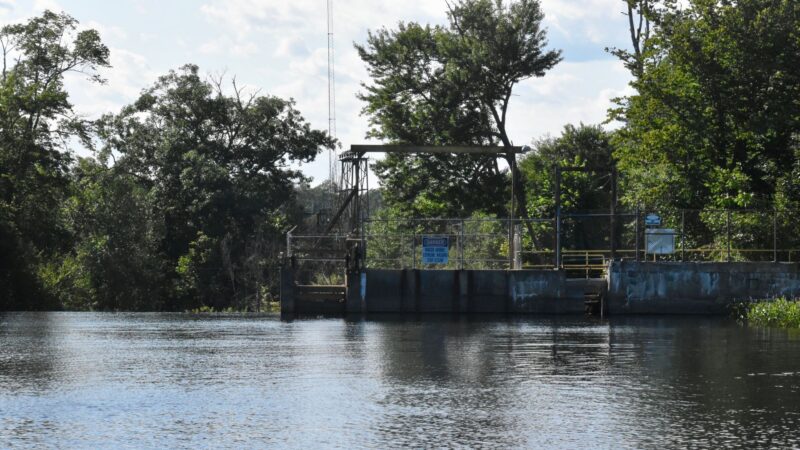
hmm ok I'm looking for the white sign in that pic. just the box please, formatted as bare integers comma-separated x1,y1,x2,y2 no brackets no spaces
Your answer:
646,228,676,255
645,213,662,226
422,236,449,265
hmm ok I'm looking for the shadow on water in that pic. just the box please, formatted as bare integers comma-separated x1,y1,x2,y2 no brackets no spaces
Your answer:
0,312,64,391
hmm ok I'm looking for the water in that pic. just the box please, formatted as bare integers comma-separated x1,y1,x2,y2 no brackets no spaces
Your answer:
1,313,799,449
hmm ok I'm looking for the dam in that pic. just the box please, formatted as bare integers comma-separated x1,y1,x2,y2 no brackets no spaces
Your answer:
281,262,800,316
282,144,800,316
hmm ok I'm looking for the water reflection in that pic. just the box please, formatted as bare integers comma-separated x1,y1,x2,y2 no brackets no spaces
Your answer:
1,313,799,448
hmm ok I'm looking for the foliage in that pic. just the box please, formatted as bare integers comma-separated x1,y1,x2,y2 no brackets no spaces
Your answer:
56,158,165,311
518,124,616,251
364,208,507,269
357,0,561,218
609,0,800,254
742,298,800,329
95,65,334,310
611,0,800,212
0,11,109,309
0,11,333,311
521,124,616,216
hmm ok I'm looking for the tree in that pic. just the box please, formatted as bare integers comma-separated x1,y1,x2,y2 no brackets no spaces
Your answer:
356,0,561,219
610,0,800,253
41,158,166,311
0,11,109,309
97,65,334,310
606,0,658,79
519,124,617,252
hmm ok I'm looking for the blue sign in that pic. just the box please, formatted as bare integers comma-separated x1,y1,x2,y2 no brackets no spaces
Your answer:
422,236,449,265
645,213,662,226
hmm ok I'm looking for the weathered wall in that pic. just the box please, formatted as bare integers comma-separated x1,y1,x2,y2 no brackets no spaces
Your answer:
346,269,590,314
607,261,800,314
286,262,800,316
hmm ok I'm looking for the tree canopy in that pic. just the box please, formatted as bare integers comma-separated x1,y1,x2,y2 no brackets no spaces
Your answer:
0,11,109,309
93,65,334,310
0,11,334,311
357,0,561,218
611,0,800,212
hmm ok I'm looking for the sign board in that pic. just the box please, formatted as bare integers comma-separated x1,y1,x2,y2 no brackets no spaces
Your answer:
645,213,662,226
646,228,675,255
422,236,449,265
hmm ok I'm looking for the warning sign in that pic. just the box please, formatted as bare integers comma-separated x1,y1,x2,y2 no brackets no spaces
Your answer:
422,236,449,265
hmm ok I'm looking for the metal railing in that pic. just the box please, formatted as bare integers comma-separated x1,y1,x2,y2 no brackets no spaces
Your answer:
285,229,351,285
359,209,800,273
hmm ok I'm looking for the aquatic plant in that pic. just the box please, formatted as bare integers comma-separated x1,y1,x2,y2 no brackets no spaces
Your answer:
743,298,800,329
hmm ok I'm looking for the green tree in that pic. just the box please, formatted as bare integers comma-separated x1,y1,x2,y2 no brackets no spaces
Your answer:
97,65,334,310
0,11,109,309
611,0,800,211
42,158,165,311
610,0,800,255
519,124,616,252
356,0,561,218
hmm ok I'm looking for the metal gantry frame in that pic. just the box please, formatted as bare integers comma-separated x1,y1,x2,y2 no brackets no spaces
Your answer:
335,150,370,235
322,144,525,262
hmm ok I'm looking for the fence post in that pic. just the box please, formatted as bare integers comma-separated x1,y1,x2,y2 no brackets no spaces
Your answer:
412,229,417,270
610,167,617,261
773,209,778,263
681,210,686,262
514,223,522,270
460,219,465,270
361,219,367,269
555,166,562,269
726,210,732,262
635,205,641,262
507,218,514,270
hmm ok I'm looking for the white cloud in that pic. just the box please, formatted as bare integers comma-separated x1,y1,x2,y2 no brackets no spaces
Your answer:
32,0,59,12
84,20,127,41
198,35,258,57
506,59,633,145
275,36,310,58
65,47,156,119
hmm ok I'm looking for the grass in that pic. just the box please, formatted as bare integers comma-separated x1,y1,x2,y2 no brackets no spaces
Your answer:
740,298,800,329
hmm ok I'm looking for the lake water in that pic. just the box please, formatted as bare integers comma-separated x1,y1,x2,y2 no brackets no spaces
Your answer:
1,313,799,449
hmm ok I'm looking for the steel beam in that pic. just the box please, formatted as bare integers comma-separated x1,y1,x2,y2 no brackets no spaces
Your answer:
350,145,524,155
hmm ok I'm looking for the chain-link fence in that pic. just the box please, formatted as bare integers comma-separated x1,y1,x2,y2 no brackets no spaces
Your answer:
357,209,800,276
363,218,520,270
285,229,349,285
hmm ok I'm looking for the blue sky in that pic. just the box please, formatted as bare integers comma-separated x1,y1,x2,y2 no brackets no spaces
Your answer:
1,0,634,184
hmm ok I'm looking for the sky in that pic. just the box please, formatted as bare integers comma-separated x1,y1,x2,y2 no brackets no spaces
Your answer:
0,0,634,185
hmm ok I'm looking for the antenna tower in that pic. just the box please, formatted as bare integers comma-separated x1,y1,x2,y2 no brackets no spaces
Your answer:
327,0,337,192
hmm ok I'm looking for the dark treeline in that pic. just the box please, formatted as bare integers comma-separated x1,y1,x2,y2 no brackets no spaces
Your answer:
0,11,333,311
2,0,800,311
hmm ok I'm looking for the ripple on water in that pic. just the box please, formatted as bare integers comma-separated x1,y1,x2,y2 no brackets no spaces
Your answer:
1,313,799,448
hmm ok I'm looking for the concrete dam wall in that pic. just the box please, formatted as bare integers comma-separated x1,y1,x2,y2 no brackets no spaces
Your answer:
346,269,596,315
607,261,800,314
282,262,800,315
